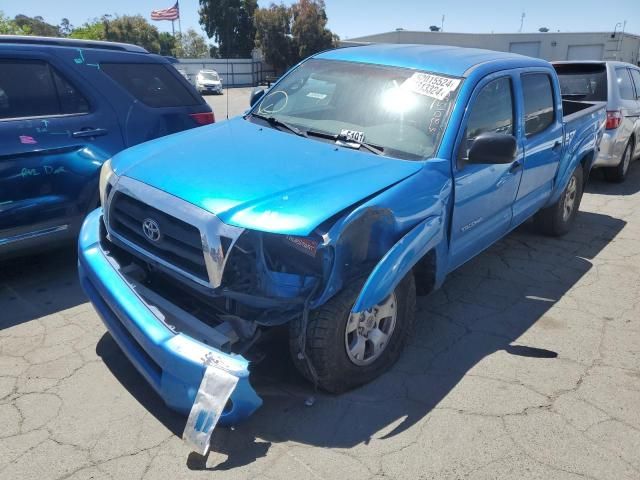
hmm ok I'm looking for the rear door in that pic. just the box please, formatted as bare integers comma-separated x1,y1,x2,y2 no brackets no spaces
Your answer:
449,72,523,269
53,48,212,148
0,50,124,243
512,71,564,225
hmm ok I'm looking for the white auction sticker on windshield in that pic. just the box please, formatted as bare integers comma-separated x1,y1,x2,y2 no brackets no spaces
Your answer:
340,129,365,143
402,73,461,100
306,92,327,99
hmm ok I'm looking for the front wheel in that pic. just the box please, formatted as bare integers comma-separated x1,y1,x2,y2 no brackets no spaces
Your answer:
534,165,583,236
289,273,416,393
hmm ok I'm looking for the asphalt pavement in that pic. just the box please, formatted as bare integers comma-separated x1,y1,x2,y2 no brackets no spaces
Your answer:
1,98,640,478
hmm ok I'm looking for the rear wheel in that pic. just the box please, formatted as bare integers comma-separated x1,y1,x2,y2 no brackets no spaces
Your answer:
289,273,416,393
534,165,583,236
604,140,633,183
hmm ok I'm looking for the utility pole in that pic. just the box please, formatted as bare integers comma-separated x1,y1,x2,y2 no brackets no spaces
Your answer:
519,11,526,33
441,15,445,32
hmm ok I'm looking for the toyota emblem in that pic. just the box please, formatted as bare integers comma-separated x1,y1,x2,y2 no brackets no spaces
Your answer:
142,218,161,242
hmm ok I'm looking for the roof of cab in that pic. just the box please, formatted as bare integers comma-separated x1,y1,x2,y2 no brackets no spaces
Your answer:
0,35,148,54
315,43,550,77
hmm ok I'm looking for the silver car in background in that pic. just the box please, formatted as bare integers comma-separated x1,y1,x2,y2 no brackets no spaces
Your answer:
553,61,640,182
195,69,223,95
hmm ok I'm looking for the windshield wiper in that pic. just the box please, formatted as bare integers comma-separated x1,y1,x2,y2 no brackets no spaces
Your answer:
249,113,307,138
306,129,385,156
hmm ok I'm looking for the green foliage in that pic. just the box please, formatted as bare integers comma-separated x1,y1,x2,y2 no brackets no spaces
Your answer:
59,18,73,37
103,15,161,53
14,14,60,36
0,11,27,35
175,28,210,58
254,0,337,73
69,19,105,40
290,0,336,61
199,0,257,58
254,4,294,74
159,32,177,56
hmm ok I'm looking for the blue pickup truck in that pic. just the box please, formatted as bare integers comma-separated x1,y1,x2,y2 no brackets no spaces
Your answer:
79,44,605,424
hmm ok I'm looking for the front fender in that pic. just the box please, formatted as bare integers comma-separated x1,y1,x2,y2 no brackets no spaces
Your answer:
351,214,444,313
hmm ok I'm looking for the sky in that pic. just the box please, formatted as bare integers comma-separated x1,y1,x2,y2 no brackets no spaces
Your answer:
2,0,638,41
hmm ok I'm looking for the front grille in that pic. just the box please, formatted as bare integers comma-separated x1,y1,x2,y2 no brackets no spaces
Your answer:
108,192,208,281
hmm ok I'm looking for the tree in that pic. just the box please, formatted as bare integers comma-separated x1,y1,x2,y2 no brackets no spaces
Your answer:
69,19,105,40
176,29,210,58
0,11,27,34
199,0,257,58
538,27,549,32
254,3,295,74
290,0,336,61
14,14,60,36
59,18,73,37
159,32,177,56
209,45,220,58
103,15,161,53
429,25,440,32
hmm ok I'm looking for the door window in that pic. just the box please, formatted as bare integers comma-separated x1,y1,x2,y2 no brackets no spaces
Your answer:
458,77,514,163
615,68,635,100
522,73,555,136
101,63,200,107
0,60,89,120
628,69,640,99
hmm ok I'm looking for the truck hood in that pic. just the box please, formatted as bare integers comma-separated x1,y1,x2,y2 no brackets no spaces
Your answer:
113,117,423,236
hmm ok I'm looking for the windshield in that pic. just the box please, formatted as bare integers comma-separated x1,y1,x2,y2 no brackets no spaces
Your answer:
554,64,607,101
200,72,219,81
251,59,462,160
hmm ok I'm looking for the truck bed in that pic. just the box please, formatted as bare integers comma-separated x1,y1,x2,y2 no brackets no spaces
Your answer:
562,99,606,123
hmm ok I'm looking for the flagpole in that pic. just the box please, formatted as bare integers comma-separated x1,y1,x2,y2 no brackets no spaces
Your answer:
177,0,182,36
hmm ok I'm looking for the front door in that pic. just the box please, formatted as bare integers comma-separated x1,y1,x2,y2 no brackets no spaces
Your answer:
449,73,523,270
0,53,123,246
512,71,563,225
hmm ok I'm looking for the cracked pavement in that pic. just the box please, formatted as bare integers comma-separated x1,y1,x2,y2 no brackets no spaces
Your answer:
1,166,640,480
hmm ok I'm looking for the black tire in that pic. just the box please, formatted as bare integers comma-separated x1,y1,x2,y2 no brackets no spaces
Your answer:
604,140,633,183
289,273,416,393
534,165,584,236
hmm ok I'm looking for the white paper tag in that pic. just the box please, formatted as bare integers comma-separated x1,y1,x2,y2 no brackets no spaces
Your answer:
306,92,327,99
339,129,365,143
182,366,239,455
402,73,461,100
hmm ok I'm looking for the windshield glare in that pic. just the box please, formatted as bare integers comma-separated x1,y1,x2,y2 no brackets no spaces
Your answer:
252,59,461,160
199,72,219,81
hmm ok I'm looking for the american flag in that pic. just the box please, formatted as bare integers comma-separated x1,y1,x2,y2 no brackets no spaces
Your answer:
151,2,180,21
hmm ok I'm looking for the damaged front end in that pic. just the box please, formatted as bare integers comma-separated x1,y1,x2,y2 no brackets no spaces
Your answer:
81,176,339,426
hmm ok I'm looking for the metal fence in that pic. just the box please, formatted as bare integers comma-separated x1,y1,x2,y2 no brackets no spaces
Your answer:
176,58,275,87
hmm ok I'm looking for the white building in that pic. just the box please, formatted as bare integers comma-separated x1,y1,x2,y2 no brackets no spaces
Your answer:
342,30,640,65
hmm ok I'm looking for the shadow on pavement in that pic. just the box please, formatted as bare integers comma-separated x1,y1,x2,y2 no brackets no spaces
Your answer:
0,246,87,331
586,161,640,196
95,207,626,470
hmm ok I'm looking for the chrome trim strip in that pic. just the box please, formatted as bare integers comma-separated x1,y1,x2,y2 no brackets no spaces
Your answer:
0,224,69,246
105,176,244,288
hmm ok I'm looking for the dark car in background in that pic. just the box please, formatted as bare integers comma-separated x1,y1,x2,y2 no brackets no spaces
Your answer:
0,36,214,258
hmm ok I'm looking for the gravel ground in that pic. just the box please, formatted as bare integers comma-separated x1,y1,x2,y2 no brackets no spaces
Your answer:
1,157,640,478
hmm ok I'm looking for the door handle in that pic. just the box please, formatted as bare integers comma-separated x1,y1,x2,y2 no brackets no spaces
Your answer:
72,128,108,138
552,140,562,151
509,160,522,174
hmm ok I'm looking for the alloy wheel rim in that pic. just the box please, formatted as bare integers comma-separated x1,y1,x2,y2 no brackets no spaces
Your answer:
345,293,397,366
563,175,577,222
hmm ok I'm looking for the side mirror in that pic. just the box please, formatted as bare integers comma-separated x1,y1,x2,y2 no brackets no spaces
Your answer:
250,87,266,107
468,133,517,164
